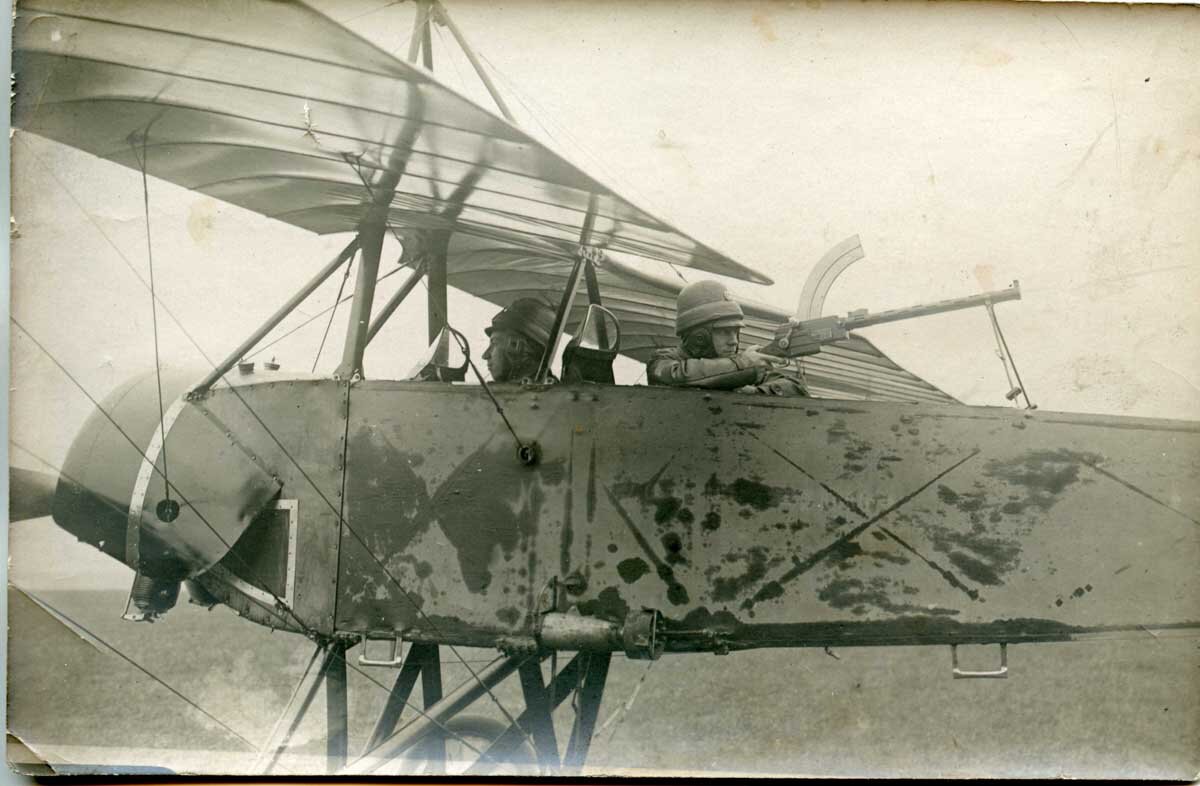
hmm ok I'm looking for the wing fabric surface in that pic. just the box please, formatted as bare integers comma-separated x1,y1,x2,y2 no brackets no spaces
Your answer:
14,0,954,402
445,237,959,404
13,0,770,284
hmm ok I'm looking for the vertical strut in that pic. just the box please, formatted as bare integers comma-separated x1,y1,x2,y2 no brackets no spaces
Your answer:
534,195,600,383
432,1,516,123
335,213,386,379
563,652,611,770
417,643,445,771
325,640,349,772
427,233,449,346
344,653,530,775
420,2,434,70
407,1,429,64
518,661,560,770
365,644,425,753
466,653,584,776
256,641,345,774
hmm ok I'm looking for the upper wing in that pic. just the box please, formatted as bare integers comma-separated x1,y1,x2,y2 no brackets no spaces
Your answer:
13,0,771,284
445,236,959,404
14,0,955,401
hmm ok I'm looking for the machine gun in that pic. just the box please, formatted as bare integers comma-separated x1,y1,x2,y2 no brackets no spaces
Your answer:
762,280,1022,358
760,279,1032,407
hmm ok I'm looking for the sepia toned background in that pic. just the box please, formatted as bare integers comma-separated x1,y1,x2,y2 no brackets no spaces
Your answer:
7,0,1200,778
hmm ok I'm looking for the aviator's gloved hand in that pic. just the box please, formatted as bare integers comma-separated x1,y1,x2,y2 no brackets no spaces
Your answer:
735,349,809,397
646,346,808,396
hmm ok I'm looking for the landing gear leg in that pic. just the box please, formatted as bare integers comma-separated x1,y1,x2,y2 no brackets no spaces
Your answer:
325,639,349,773
263,642,616,775
343,650,530,774
416,643,445,772
564,652,611,771
467,651,612,775
255,638,349,775
518,659,560,769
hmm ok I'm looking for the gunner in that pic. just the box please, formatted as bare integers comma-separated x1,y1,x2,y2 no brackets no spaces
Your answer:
646,280,807,396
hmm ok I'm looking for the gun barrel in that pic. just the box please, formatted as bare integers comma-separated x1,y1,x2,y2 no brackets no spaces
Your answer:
842,280,1021,330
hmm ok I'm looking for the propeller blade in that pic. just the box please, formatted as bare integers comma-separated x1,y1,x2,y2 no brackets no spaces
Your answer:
9,467,58,522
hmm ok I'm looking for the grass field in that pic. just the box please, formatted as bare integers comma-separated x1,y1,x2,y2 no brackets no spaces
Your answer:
8,518,1199,778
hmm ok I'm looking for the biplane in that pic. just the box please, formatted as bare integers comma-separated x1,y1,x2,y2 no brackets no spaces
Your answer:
9,0,1200,776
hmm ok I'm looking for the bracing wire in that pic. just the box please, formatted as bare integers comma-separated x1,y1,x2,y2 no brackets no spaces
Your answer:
34,212,535,755
336,0,404,26
313,249,358,372
6,329,320,641
8,436,494,763
432,22,471,96
15,592,433,780
19,136,217,369
340,153,528,464
332,156,540,751
474,49,692,286
248,262,410,360
12,585,264,753
24,76,527,762
21,46,532,766
130,134,173,506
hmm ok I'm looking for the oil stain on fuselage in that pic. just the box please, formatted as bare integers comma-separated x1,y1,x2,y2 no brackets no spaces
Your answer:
429,435,565,594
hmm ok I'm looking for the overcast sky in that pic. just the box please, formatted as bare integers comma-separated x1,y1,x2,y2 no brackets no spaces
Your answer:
10,0,1200,473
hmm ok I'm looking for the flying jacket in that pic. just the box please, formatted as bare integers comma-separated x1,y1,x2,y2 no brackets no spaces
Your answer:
646,347,808,396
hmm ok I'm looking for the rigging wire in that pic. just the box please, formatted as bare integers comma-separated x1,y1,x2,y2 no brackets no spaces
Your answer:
336,0,404,26
8,436,494,762
34,128,534,753
432,22,471,98
24,132,533,760
390,30,415,58
248,262,409,360
333,156,540,753
17,431,1198,663
18,136,218,368
312,249,358,372
474,49,692,287
8,321,497,762
6,444,295,638
32,66,538,766
205,352,540,756
207,257,536,757
11,584,265,756
129,134,173,508
5,330,322,642
273,384,540,750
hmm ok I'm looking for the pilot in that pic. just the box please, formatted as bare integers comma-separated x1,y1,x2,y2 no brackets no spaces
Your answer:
483,297,558,383
647,280,808,396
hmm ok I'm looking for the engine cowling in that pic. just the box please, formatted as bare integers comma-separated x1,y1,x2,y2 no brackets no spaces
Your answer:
52,369,282,583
